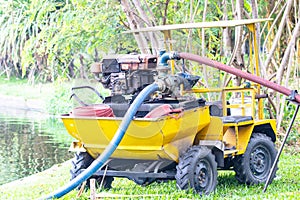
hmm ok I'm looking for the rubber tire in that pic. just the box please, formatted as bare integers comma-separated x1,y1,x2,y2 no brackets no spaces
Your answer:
70,152,113,189
234,133,278,185
175,146,218,195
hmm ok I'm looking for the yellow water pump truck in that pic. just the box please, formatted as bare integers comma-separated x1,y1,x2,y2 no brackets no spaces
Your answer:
61,48,278,195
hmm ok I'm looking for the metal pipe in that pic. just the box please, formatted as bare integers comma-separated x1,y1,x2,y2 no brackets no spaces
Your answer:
178,52,300,103
41,83,160,199
158,52,172,67
158,52,180,67
263,103,300,192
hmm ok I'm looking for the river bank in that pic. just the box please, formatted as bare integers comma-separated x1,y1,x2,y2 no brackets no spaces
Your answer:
0,78,51,115
0,94,48,121
0,94,45,112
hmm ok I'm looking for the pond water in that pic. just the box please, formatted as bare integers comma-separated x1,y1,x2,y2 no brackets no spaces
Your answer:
0,108,73,185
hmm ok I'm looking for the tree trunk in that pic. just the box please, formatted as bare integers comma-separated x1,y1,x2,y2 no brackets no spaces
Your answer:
79,54,87,79
233,0,244,87
201,0,208,57
68,59,75,79
120,0,150,54
275,18,300,130
276,5,300,130
222,0,232,58
276,50,295,130
162,0,170,25
262,0,285,53
94,48,99,62
185,0,201,53
264,0,293,72
131,0,160,54
275,19,300,86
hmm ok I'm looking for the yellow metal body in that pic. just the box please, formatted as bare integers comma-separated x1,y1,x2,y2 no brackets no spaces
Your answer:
62,106,211,162
222,119,276,157
62,92,276,162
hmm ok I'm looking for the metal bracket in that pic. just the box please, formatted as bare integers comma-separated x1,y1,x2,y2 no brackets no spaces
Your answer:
287,90,298,102
68,141,86,152
90,169,175,180
199,140,224,151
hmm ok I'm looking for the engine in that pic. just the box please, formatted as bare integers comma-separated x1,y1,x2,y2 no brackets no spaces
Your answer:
92,54,158,96
88,53,202,117
90,53,201,109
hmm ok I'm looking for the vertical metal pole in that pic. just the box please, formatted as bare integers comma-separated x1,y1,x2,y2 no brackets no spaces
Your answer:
263,103,300,192
163,30,175,74
247,23,263,119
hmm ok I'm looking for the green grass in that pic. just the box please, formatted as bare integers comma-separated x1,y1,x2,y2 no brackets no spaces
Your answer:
0,151,299,200
0,76,53,100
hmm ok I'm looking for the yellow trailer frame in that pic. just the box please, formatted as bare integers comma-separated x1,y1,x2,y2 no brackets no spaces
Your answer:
64,18,277,163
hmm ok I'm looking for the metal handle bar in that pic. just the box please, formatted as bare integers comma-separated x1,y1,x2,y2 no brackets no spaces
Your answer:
70,86,104,106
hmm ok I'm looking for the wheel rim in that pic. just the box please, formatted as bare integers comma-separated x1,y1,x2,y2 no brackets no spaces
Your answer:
195,159,212,193
250,145,271,179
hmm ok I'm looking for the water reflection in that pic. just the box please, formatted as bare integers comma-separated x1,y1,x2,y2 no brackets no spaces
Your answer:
0,109,73,185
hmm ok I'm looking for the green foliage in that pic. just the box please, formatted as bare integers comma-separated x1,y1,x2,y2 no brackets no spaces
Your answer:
0,74,53,100
0,0,134,82
244,0,252,13
45,80,73,115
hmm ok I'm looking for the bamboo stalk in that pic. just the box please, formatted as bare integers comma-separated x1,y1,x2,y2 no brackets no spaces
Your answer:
276,18,300,86
264,0,293,71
